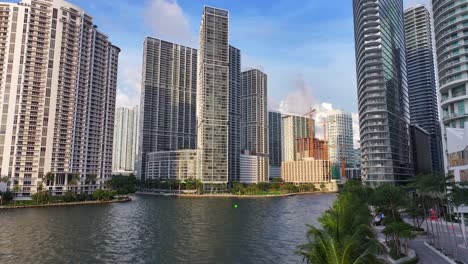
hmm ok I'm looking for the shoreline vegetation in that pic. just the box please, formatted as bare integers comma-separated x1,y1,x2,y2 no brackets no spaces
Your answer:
0,196,131,209
137,190,336,198
137,178,336,196
0,175,137,209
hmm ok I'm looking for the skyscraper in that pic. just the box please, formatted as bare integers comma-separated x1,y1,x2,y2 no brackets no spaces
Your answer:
0,0,120,196
197,7,230,187
404,5,443,173
433,0,468,173
113,106,139,174
228,46,241,182
268,111,283,167
241,69,269,182
282,115,312,162
137,37,197,180
327,110,354,167
353,0,413,185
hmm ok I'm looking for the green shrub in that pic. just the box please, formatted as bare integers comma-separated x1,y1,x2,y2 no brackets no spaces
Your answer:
31,190,50,204
0,191,13,203
62,192,77,203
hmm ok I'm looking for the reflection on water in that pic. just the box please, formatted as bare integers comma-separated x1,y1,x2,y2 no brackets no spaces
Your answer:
0,193,336,264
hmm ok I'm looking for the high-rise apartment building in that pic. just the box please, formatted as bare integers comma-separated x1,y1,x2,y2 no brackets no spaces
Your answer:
228,46,241,182
137,37,197,180
197,7,230,187
353,0,413,185
404,5,443,173
241,69,269,182
327,110,354,167
433,0,468,173
113,106,139,174
282,115,312,162
268,111,282,167
0,0,119,196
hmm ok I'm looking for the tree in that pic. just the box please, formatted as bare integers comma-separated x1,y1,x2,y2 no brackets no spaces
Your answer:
12,184,20,197
404,196,426,229
69,174,80,186
448,182,468,247
370,184,407,224
0,191,13,205
45,172,54,186
85,174,98,185
108,175,136,194
32,190,50,204
297,193,382,263
382,222,414,258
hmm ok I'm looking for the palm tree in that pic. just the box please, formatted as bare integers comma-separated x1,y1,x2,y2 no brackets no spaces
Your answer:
45,172,54,186
69,173,80,188
85,174,97,185
298,193,382,264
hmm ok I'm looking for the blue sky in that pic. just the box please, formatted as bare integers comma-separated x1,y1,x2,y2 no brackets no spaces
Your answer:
5,0,431,143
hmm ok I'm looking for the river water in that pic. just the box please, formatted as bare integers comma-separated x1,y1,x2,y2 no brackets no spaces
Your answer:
0,193,336,264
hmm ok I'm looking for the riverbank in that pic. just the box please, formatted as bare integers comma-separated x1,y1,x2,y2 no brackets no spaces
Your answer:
0,197,131,209
136,191,336,198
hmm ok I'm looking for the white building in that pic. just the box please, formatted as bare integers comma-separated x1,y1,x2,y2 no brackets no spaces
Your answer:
113,106,139,175
327,110,354,167
282,114,312,162
282,159,331,184
0,0,119,196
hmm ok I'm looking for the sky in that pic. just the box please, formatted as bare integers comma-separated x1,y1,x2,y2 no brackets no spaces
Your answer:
5,0,432,145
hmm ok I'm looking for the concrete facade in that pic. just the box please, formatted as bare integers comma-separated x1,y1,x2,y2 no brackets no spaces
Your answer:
0,0,119,196
282,159,331,184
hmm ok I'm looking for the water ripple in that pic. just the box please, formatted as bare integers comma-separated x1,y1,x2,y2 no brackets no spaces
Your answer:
0,194,336,264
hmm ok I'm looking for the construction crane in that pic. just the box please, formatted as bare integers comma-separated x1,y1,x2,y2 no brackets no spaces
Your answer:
304,108,316,159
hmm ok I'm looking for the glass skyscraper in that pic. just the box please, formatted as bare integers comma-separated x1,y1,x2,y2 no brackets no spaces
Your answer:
241,69,269,182
228,46,242,183
268,111,283,167
404,5,444,173
353,0,413,185
137,38,197,180
197,7,230,186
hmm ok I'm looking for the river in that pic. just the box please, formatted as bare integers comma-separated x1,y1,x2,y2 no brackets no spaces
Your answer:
0,193,336,264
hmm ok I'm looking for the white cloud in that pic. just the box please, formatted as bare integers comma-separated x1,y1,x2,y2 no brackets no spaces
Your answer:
277,74,317,115
352,113,360,149
404,0,431,9
268,77,360,148
116,51,141,107
116,0,197,108
144,0,195,47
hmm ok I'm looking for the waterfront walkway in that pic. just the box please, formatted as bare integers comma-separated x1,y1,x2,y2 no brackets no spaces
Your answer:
409,238,451,264
375,225,453,264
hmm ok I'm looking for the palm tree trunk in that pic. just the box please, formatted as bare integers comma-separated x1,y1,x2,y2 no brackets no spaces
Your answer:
422,197,434,243
440,198,456,258
447,203,459,259
431,198,442,249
